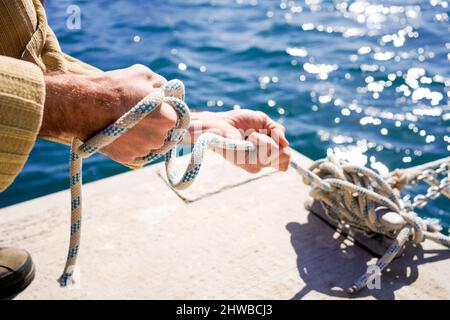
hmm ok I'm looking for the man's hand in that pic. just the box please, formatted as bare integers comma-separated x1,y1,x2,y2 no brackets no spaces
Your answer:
41,65,290,172
40,65,177,163
188,110,291,173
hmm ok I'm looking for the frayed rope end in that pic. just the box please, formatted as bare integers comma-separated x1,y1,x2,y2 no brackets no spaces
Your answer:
58,266,79,287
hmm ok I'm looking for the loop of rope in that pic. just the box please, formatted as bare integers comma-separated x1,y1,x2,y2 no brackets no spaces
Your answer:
59,79,450,294
60,80,257,285
59,80,190,286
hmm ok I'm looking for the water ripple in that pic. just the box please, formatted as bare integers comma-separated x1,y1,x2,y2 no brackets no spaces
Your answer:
1,0,448,231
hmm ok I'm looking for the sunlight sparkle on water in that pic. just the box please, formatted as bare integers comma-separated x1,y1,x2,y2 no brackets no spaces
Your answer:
286,47,308,57
303,63,338,80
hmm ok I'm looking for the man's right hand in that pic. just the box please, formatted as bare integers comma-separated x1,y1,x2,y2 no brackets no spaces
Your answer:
41,65,178,163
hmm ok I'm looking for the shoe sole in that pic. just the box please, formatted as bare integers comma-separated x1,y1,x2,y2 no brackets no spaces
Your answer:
0,253,36,300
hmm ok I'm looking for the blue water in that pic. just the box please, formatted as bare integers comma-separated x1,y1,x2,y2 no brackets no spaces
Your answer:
1,0,449,230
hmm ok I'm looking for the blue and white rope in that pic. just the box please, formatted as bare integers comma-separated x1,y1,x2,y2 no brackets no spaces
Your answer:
294,155,450,293
59,79,450,294
59,80,190,286
59,79,257,286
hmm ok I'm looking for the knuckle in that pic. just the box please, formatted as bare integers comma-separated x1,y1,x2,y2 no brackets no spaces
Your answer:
255,110,266,117
284,152,292,162
136,151,150,158
131,64,154,75
135,146,150,157
155,74,168,85
167,115,177,128
153,136,166,149
247,131,259,142
161,106,178,128
245,166,261,174
253,110,269,121
115,154,135,164
131,63,146,70
243,109,257,118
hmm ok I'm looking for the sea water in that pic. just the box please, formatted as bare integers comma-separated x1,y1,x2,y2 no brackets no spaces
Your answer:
1,0,449,232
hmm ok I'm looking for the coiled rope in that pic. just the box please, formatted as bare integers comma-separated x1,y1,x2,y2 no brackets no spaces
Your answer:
59,79,450,293
292,155,450,292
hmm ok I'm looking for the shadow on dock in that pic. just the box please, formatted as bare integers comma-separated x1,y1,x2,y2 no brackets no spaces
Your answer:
287,213,450,300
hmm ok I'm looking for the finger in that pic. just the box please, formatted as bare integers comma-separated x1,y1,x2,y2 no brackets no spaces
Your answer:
270,145,292,171
212,131,261,173
270,127,289,148
247,132,273,168
132,68,167,91
278,146,291,172
256,112,289,148
128,124,168,149
142,102,178,130
111,103,177,152
106,124,165,155
239,164,262,174
249,132,291,172
101,142,137,164
152,74,168,88
209,128,244,156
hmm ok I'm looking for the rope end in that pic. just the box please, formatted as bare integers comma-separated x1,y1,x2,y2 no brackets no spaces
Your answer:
347,286,358,294
58,266,79,287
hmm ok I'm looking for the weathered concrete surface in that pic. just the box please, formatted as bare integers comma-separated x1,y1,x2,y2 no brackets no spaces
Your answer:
0,150,449,300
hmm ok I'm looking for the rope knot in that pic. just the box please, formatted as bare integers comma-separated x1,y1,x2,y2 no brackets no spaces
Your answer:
403,211,427,243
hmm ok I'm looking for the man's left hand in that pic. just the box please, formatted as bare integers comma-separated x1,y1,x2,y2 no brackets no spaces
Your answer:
187,110,291,173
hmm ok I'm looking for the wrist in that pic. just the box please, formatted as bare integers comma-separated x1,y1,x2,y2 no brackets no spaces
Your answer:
41,73,85,139
41,73,121,141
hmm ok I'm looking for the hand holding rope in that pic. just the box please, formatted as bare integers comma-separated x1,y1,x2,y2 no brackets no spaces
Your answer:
59,79,450,294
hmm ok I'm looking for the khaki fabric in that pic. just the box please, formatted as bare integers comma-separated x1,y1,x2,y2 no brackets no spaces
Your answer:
0,0,102,192
0,247,28,270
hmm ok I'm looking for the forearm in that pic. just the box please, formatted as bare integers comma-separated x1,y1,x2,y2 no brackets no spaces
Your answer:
40,73,122,141
40,73,82,139
38,65,178,165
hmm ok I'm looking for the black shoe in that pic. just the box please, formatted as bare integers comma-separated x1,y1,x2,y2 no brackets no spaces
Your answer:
0,248,35,300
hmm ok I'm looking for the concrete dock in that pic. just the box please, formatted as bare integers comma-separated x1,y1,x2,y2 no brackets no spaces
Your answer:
0,150,449,299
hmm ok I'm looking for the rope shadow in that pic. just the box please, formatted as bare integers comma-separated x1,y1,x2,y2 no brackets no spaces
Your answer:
286,212,450,300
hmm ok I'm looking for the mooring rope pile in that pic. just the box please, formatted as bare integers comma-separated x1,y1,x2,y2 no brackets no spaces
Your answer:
59,79,450,293
291,155,450,292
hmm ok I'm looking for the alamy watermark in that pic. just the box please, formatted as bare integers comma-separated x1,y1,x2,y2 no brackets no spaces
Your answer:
66,5,81,30
366,265,382,290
